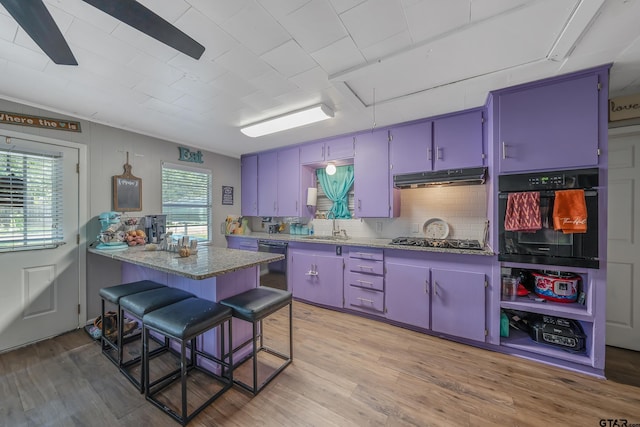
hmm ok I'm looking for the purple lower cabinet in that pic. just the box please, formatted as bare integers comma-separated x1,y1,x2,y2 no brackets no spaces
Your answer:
430,268,486,342
385,262,430,329
289,249,343,308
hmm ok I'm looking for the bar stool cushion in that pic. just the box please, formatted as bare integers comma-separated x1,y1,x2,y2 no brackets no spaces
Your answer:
120,287,194,318
100,280,166,304
220,287,292,322
143,298,232,340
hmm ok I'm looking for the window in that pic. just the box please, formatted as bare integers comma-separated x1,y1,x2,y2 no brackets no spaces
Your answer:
161,162,212,241
0,148,64,251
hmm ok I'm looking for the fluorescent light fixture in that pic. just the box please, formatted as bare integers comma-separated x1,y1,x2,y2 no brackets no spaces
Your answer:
240,104,334,137
325,162,336,175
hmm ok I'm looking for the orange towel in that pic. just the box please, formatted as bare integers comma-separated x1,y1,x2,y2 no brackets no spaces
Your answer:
504,192,542,232
553,189,587,233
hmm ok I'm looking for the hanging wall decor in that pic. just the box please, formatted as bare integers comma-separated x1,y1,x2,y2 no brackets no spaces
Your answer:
113,152,142,211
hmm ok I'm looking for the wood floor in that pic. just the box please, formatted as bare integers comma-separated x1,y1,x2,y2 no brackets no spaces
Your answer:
2,301,640,426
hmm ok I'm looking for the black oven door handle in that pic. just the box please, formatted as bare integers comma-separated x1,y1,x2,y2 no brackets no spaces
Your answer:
499,190,597,198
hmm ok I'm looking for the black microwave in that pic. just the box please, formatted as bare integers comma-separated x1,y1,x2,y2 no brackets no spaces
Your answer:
498,168,599,269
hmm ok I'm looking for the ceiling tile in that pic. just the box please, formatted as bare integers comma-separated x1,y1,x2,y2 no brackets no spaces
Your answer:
328,0,366,14
289,66,332,91
211,72,259,98
172,93,216,112
311,36,366,75
72,47,145,89
249,70,300,98
65,18,140,66
403,0,470,43
134,79,184,103
278,0,348,52
0,12,18,42
241,91,282,111
215,45,273,81
257,0,311,20
186,0,251,24
219,2,291,56
360,30,412,61
470,0,533,22
48,0,118,33
261,40,318,77
127,54,184,86
175,8,238,61
136,0,192,22
111,24,180,63
0,38,49,71
339,0,407,49
170,77,225,101
168,54,227,84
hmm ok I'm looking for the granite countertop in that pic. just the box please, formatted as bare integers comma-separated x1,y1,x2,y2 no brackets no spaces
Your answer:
88,244,285,280
226,232,495,256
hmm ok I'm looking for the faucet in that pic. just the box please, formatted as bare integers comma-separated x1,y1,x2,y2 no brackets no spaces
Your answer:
326,211,340,236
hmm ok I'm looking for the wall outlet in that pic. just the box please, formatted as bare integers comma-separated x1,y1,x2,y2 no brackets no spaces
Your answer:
412,223,420,233
376,221,383,233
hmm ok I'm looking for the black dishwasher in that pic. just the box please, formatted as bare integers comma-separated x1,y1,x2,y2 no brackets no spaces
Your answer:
257,240,288,290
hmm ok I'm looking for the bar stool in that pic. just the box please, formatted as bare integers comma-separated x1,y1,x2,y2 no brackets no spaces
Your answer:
118,287,194,392
143,297,233,426
219,287,292,395
99,280,166,367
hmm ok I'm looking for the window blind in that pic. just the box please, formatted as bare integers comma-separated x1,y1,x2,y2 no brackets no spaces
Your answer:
0,148,64,251
161,162,211,241
316,180,355,216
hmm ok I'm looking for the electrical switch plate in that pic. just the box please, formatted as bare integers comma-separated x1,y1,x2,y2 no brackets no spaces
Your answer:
412,223,420,233
376,222,383,233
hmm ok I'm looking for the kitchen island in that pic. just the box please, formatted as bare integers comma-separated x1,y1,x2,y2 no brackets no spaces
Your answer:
89,244,286,365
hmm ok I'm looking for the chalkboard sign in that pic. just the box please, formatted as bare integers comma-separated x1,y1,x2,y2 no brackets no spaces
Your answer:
222,185,234,205
113,154,142,211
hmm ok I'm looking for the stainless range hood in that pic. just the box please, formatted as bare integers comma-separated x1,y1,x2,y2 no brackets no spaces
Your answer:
393,167,488,188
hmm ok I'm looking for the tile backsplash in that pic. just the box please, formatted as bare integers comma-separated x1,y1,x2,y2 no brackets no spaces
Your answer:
247,184,489,242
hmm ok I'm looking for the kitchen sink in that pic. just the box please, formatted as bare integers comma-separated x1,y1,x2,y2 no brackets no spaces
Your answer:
300,235,349,241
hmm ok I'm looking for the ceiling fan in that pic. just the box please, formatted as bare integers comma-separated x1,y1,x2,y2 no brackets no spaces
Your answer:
0,0,205,65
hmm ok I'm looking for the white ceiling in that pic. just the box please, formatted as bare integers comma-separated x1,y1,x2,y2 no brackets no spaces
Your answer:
0,0,639,158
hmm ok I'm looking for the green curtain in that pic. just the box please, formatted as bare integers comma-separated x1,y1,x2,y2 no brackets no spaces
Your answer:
316,165,354,219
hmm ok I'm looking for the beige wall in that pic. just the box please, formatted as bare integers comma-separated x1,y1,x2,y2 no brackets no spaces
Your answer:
0,98,241,318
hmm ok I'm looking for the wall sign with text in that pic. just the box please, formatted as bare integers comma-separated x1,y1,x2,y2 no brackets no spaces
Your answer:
0,111,81,132
178,146,203,163
609,93,640,122
222,186,234,205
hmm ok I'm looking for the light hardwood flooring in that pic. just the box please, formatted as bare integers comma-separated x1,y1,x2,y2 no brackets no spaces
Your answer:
1,301,640,426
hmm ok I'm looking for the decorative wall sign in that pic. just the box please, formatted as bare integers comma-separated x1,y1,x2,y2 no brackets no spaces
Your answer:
178,146,203,163
222,186,234,205
609,93,640,122
0,111,81,132
113,152,142,212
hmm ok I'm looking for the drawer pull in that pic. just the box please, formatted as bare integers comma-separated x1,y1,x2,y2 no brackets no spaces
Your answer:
305,270,318,276
357,280,374,286
357,265,373,270
356,297,374,305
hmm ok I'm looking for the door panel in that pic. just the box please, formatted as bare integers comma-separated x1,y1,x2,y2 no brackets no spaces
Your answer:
607,128,640,350
0,137,79,352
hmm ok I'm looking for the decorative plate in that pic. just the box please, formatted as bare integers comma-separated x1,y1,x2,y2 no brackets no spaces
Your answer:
423,218,450,239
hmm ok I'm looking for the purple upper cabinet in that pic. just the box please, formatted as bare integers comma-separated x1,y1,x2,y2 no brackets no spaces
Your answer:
354,130,391,218
389,121,432,174
385,261,430,329
498,74,600,173
431,268,486,342
257,151,278,216
300,136,355,164
433,110,484,170
240,154,258,216
276,147,300,216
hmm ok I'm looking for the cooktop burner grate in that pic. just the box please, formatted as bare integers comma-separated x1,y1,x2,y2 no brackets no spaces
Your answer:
389,237,483,250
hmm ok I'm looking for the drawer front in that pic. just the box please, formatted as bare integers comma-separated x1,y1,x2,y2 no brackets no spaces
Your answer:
346,286,384,313
350,258,383,275
348,272,384,291
349,248,383,261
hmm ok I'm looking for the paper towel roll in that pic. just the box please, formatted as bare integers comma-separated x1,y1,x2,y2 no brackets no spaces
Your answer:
306,187,317,206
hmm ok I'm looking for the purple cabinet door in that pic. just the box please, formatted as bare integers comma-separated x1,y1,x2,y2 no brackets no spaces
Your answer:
290,249,343,308
498,74,599,173
241,154,258,216
257,151,278,216
390,121,432,174
431,268,486,342
277,147,300,216
326,136,355,160
300,141,325,164
385,262,430,329
433,110,484,170
354,130,390,217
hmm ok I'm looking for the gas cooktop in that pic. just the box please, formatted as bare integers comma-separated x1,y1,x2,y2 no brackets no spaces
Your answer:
389,237,484,250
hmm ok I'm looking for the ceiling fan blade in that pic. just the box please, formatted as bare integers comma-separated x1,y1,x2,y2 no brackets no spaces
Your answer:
0,0,77,65
82,0,205,60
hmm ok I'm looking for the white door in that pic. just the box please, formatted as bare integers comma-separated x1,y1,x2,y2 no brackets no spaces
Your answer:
607,126,640,351
0,136,80,352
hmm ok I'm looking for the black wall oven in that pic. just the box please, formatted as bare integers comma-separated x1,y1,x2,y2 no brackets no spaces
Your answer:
498,168,599,269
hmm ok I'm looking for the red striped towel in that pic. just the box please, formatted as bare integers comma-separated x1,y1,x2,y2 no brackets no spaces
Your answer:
505,192,542,232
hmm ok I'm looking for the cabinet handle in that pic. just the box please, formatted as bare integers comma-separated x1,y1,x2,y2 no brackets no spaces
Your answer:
322,145,325,159
305,270,318,276
357,297,375,305
273,201,277,211
502,141,507,159
436,146,442,160
357,265,373,270
434,282,438,296
327,146,330,158
428,147,433,161
357,279,374,286
358,199,361,209
296,200,298,210
425,280,430,294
